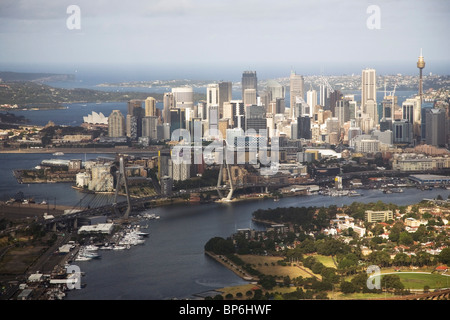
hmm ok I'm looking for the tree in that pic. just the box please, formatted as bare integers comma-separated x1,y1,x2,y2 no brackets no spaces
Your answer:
258,275,277,290
351,273,368,292
340,281,356,294
438,248,450,266
393,253,411,266
204,237,235,255
311,262,325,274
412,225,428,242
368,250,391,267
382,274,404,291
399,232,414,246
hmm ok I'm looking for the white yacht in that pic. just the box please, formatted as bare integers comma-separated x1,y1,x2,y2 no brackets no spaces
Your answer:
84,245,99,251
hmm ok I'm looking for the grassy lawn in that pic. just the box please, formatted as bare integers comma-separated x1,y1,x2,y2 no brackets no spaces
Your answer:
0,246,46,274
237,254,318,279
384,272,450,290
313,254,337,268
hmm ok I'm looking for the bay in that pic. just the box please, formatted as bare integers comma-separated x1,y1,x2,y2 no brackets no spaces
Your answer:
0,153,448,300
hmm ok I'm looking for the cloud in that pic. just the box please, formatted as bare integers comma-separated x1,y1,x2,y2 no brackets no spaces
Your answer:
0,0,448,72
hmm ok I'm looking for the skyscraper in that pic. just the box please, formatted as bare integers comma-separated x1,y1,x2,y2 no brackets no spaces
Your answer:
145,97,157,117
393,120,413,145
207,105,219,137
142,116,159,140
108,110,125,137
361,68,377,125
243,88,257,106
297,116,311,139
206,84,219,108
218,81,232,118
267,80,285,101
169,108,186,137
329,90,343,116
425,108,446,147
361,68,377,108
242,71,257,100
163,92,175,124
290,71,304,119
172,86,194,109
306,89,317,117
127,99,143,116
402,97,422,139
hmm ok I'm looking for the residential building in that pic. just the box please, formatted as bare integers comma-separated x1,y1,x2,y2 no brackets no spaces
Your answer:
365,210,393,223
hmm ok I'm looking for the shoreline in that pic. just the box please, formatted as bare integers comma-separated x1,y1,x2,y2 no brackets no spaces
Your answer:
204,251,257,282
0,147,162,154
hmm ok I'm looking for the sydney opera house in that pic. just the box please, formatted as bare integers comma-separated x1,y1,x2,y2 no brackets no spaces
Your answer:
83,111,108,125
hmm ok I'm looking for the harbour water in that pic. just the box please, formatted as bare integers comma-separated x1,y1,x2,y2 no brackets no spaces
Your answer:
2,90,419,127
65,186,448,300
0,153,448,299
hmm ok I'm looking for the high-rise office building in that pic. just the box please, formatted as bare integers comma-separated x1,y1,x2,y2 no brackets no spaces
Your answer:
335,99,350,128
230,100,245,130
319,84,327,107
402,100,414,125
126,114,137,139
127,99,144,137
127,99,143,116
402,97,423,140
145,97,157,117
169,108,186,137
172,86,194,109
206,84,219,109
242,71,257,100
267,80,285,101
297,116,311,139
108,110,125,137
425,108,446,147
163,92,175,124
290,71,304,119
218,81,232,117
393,120,413,145
329,90,343,116
365,100,379,126
243,88,257,106
306,89,317,117
142,116,159,140
361,68,377,124
275,98,285,115
207,105,219,137
361,68,377,107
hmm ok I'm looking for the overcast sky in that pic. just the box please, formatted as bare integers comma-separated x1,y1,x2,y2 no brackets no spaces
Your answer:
0,0,449,79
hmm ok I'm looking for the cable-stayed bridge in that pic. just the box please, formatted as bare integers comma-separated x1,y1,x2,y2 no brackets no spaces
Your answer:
40,155,289,230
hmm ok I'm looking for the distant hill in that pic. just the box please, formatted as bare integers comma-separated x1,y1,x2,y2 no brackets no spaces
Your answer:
0,81,164,109
0,71,75,82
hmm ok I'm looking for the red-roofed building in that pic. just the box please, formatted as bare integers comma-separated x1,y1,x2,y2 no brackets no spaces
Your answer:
435,265,448,272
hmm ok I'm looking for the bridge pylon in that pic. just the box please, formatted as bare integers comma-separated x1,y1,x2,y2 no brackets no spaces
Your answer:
113,156,132,219
216,142,234,201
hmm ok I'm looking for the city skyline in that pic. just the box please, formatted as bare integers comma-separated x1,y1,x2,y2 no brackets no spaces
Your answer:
0,0,449,80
